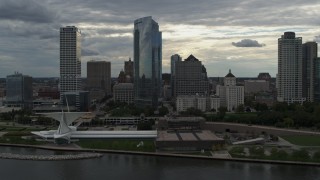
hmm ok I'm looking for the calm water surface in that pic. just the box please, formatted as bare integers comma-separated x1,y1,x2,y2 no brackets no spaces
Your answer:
0,146,319,180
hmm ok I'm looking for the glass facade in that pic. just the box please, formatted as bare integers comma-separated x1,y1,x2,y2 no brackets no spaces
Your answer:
134,16,162,107
6,73,33,108
315,58,320,102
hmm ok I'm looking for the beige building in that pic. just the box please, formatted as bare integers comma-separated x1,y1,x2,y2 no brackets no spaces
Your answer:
87,61,111,97
113,83,134,104
216,70,244,111
209,95,220,111
176,95,220,112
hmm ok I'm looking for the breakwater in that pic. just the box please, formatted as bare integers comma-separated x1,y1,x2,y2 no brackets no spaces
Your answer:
0,152,103,161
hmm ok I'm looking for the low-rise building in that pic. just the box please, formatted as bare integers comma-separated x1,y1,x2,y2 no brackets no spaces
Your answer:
176,95,220,112
156,117,224,151
244,80,269,94
113,83,134,104
216,70,244,111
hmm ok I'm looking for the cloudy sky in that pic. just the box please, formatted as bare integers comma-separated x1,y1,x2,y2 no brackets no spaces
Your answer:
0,0,320,78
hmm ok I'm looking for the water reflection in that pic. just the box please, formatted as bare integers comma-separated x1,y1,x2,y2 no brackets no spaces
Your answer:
0,147,319,180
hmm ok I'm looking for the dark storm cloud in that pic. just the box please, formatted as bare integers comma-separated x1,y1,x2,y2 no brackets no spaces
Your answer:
95,28,131,36
232,39,266,47
0,21,60,41
48,0,320,27
0,0,320,77
0,0,57,23
81,49,100,56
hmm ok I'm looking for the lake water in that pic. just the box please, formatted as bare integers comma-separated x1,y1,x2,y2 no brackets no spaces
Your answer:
0,146,319,180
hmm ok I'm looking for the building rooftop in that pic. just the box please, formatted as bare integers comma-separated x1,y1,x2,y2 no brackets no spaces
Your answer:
225,69,235,78
157,130,223,141
184,54,199,62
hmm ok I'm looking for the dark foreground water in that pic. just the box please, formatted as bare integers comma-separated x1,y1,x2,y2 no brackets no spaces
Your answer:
0,147,319,180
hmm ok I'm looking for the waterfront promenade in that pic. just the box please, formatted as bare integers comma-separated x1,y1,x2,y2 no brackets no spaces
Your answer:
206,122,320,136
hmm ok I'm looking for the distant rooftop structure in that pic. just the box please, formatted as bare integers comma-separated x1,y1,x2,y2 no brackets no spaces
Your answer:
225,69,235,78
258,72,271,81
184,54,199,62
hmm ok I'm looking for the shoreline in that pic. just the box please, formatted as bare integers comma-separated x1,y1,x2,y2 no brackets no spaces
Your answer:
0,143,319,166
0,152,103,161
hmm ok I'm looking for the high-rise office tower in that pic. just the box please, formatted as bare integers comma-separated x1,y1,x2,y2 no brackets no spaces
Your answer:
277,32,305,104
6,72,33,108
315,58,320,102
60,26,82,109
170,54,182,97
174,55,209,97
258,72,272,81
125,58,134,79
134,16,162,107
87,61,111,95
302,42,318,102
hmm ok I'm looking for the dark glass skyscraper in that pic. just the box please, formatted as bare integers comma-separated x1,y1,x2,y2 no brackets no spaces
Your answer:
6,73,33,108
302,42,317,102
134,16,162,107
315,57,320,102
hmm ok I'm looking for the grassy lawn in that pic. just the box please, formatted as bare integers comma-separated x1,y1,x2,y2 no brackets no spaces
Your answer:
0,136,46,145
224,113,258,118
281,135,320,146
0,125,54,132
76,139,156,152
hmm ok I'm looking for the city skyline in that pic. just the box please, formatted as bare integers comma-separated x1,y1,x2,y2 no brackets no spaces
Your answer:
0,0,320,78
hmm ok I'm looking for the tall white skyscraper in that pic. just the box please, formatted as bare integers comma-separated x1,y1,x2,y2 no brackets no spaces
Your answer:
277,32,305,104
59,26,82,108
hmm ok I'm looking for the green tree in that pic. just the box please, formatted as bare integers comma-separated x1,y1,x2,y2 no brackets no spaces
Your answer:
249,146,265,157
180,107,203,116
236,104,245,113
270,148,288,160
158,106,169,116
255,103,268,112
144,106,155,116
272,102,288,112
312,150,320,162
258,111,284,125
283,117,294,127
217,106,228,120
291,149,310,161
244,96,254,107
229,146,245,157
137,121,153,130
